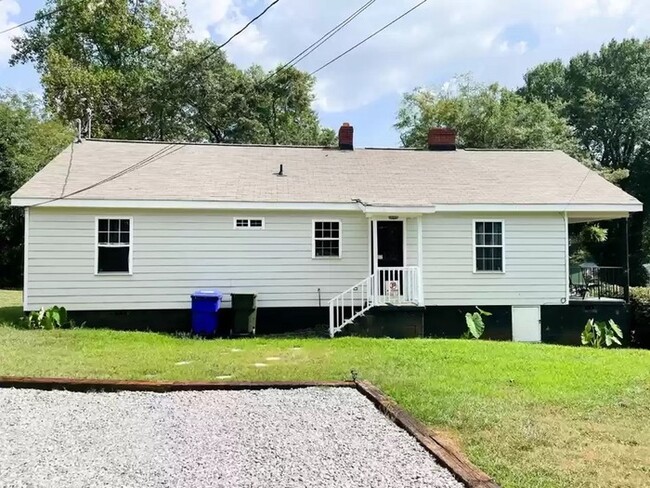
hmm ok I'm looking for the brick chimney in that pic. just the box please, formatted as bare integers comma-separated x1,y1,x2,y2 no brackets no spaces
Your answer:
428,128,457,151
338,122,354,150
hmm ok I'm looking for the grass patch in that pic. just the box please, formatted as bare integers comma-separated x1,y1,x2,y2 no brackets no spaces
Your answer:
0,289,22,326
0,289,648,487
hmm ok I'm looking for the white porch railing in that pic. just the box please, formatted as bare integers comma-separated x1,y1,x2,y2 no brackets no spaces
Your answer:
328,266,422,337
374,267,421,306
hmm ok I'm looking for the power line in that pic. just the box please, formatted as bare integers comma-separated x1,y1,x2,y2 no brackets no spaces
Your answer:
60,140,75,197
260,0,377,86
0,3,68,35
31,143,184,207
30,0,282,205
310,0,429,76
189,0,280,70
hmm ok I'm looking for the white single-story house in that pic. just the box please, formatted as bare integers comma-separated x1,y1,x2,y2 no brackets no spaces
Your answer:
11,125,642,340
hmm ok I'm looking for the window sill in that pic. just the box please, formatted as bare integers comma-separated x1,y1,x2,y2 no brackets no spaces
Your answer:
312,256,342,260
472,270,505,275
94,272,133,276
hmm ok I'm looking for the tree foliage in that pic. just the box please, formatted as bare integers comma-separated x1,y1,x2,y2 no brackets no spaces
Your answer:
395,76,585,158
11,0,188,140
10,0,334,145
520,39,650,171
0,92,72,287
521,39,650,283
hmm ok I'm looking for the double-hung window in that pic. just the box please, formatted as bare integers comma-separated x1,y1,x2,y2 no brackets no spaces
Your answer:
474,220,504,272
313,220,341,258
97,218,132,274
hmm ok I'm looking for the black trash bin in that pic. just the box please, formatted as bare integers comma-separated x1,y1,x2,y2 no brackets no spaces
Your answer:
231,293,257,336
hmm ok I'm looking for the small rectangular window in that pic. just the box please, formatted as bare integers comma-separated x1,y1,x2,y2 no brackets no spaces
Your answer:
474,220,504,272
313,220,341,258
97,218,131,274
234,218,264,229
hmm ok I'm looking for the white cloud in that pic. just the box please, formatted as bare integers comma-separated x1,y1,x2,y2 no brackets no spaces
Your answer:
0,0,22,63
498,40,528,55
178,0,648,114
163,0,232,40
4,0,648,116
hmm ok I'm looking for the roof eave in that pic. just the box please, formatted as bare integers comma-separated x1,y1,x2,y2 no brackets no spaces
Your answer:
10,197,643,214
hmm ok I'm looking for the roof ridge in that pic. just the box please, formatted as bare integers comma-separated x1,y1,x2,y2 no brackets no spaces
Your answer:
87,138,335,150
86,138,558,153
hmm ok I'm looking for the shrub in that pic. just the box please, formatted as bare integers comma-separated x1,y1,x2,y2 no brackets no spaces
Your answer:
19,306,82,330
629,287,650,348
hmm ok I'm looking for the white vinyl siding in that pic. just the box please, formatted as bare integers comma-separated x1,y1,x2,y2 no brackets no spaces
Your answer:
421,213,566,306
26,208,368,311
25,208,568,311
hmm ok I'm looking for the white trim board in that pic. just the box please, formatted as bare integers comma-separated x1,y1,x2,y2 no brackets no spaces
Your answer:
23,207,29,310
11,197,642,214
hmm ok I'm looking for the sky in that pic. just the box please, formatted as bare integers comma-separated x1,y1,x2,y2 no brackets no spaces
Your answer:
1,0,649,147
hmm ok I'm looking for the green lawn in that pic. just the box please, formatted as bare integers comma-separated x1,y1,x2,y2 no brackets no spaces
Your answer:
1,290,648,488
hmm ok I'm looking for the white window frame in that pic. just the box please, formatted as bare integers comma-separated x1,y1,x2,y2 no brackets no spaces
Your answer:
95,216,133,276
233,217,265,229
312,219,342,259
472,219,505,273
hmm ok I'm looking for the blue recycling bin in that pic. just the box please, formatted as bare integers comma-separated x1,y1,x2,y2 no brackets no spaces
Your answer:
191,289,223,336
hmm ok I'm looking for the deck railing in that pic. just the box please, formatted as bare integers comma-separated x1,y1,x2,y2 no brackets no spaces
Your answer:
570,265,626,300
329,266,422,337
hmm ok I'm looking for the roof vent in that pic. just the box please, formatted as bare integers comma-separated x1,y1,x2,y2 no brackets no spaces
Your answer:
428,128,456,151
338,122,353,150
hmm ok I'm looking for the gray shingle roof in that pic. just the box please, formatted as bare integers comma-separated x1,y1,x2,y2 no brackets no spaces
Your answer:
12,139,641,207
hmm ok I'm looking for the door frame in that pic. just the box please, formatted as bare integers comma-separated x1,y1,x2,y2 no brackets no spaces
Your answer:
368,218,407,274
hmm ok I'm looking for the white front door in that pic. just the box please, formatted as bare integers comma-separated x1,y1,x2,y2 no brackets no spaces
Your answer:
512,306,541,342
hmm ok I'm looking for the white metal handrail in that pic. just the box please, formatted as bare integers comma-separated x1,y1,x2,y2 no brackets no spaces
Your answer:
328,275,375,337
328,266,422,337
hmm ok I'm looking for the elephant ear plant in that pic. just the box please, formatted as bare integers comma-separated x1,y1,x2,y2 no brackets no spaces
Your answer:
581,318,623,348
20,306,81,330
464,307,492,339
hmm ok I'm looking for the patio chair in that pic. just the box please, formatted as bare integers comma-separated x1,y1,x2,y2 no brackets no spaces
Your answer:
569,266,588,298
580,264,601,299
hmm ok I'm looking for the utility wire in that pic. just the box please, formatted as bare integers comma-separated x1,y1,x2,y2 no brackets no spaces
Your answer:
259,0,376,86
310,0,429,76
188,0,280,70
0,3,68,35
30,1,282,206
31,143,184,207
60,140,75,197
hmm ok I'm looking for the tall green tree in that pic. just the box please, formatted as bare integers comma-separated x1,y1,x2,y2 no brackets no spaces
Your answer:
161,43,335,145
248,66,336,146
0,92,72,287
395,76,584,157
11,0,188,140
521,39,650,283
11,1,334,145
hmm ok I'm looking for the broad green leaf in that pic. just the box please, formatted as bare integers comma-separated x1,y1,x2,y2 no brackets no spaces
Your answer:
609,320,623,338
476,307,492,317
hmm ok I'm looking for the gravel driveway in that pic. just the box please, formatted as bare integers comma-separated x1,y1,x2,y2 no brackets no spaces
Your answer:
0,387,463,488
